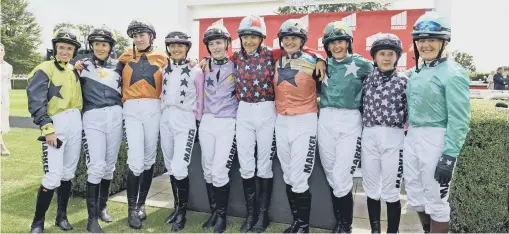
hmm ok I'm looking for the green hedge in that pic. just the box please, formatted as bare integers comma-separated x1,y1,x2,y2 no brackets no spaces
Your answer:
450,99,509,233
469,71,509,81
11,79,28,89
71,140,167,197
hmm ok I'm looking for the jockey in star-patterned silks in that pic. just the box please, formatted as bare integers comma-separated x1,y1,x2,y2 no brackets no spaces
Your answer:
199,24,239,234
232,15,278,233
361,33,408,234
273,18,324,234
160,30,204,232
76,25,123,233
404,12,470,233
195,15,326,233
116,19,168,229
27,27,83,233
317,20,373,233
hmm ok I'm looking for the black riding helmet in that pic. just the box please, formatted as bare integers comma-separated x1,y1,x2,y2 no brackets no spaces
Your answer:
370,33,403,67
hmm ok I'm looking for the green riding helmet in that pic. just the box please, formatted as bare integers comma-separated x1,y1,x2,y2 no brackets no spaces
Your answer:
322,21,353,56
411,12,451,72
411,11,451,41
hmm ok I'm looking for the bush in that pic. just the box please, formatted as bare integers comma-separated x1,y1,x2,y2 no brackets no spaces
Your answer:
71,139,167,197
11,79,28,89
450,99,509,233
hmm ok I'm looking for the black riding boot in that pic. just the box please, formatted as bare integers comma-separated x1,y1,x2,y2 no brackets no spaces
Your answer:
283,184,298,233
330,187,342,233
367,197,381,233
332,191,353,233
137,165,154,221
293,190,312,233
240,177,257,233
86,182,104,233
251,177,273,233
30,186,54,233
55,180,73,231
98,179,113,223
202,183,218,230
127,169,142,229
213,183,231,233
386,201,401,233
165,175,178,224
171,177,189,232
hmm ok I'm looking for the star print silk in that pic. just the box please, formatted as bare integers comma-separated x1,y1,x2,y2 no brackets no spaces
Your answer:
319,54,373,110
232,46,276,103
203,59,238,118
117,48,168,102
27,60,83,135
78,57,122,113
160,61,204,120
362,69,408,128
274,51,319,115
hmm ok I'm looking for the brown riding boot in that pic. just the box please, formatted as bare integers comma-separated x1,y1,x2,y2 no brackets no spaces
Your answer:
430,219,449,233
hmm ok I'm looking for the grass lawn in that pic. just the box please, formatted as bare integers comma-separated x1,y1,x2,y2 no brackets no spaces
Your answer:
8,89,30,117
1,128,326,233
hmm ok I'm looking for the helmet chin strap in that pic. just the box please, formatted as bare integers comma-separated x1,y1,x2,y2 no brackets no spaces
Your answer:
430,40,446,66
240,37,264,58
53,57,65,71
414,39,446,73
413,39,421,73
132,33,154,59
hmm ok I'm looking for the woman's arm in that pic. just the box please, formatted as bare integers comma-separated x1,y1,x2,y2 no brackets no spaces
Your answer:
194,68,205,121
26,69,54,135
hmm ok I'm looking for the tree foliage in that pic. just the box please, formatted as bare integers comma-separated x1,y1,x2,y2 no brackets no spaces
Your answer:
1,0,43,73
276,2,389,15
113,30,130,57
52,23,130,58
452,50,476,72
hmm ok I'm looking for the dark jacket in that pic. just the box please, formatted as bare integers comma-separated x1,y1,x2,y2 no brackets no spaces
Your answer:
493,73,505,90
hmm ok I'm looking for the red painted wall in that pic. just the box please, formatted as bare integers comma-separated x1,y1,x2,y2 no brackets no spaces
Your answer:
199,9,426,71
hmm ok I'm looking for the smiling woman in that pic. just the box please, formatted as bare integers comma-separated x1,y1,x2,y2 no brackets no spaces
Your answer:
25,26,84,233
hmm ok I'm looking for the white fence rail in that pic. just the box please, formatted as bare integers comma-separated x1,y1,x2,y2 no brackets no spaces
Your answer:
12,74,29,80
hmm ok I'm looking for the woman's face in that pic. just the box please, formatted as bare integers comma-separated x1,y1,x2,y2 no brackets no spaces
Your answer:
133,32,151,51
168,43,188,60
92,41,111,60
207,39,227,60
241,35,262,54
375,49,398,72
282,36,302,55
416,38,447,61
328,39,349,60
55,42,75,63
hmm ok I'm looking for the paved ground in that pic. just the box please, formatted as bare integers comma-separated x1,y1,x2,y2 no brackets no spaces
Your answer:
9,116,37,129
110,173,423,233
